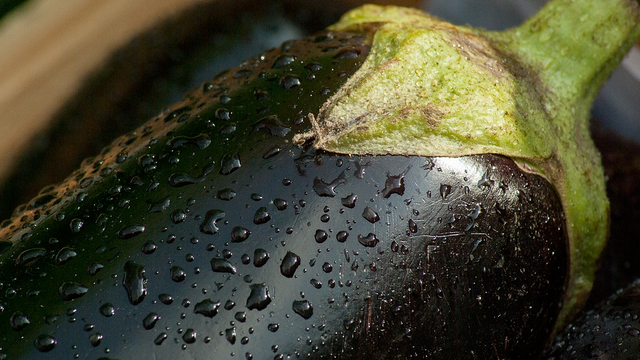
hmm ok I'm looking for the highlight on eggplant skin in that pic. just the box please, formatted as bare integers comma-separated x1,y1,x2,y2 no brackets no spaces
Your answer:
0,29,569,359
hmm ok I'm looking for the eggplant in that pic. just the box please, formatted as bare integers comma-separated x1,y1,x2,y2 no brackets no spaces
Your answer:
546,279,640,359
0,0,639,359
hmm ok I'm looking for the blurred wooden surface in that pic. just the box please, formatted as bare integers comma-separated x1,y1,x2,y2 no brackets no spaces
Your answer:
0,0,422,185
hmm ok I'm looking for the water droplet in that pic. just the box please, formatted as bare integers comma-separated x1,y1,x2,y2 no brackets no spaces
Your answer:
168,173,202,187
310,279,322,289
118,225,145,239
313,172,346,197
87,261,104,276
225,327,237,344
148,197,171,212
159,294,174,305
358,233,379,247
154,333,168,345
246,283,271,310
194,299,221,318
336,231,349,243
280,74,301,89
362,207,380,223
322,262,333,273
253,249,269,267
217,189,236,201
253,207,271,225
34,334,56,352
231,226,251,243
183,329,197,344
268,323,280,332
143,312,159,329
141,241,157,254
200,210,225,234
211,258,237,274
381,172,406,198
171,209,187,224
292,300,313,319
340,193,358,208
89,332,103,347
10,311,30,331
170,266,187,282
99,303,116,317
440,184,452,200
272,54,297,68
123,261,147,305
314,229,328,243
167,134,211,150
274,198,288,210
253,115,291,137
263,146,281,159
59,282,89,301
70,218,84,233
280,251,301,277
334,47,363,59
215,108,231,121
235,311,247,322
55,247,77,265
15,248,46,266
408,219,418,233
220,154,241,175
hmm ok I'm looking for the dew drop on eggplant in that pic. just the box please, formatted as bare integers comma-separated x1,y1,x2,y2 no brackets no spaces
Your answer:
272,54,297,68
123,261,147,305
59,282,89,301
34,334,56,352
279,74,301,89
225,327,237,344
183,329,197,344
70,218,83,233
89,332,103,347
253,249,269,267
55,247,76,265
408,219,418,233
440,184,452,200
322,262,333,273
159,293,174,305
170,266,187,282
171,209,187,224
220,154,241,175
10,311,30,331
168,173,201,187
193,299,221,318
273,198,288,210
292,300,313,319
336,231,349,243
381,172,406,198
280,251,301,278
217,189,236,201
200,209,225,235
358,233,379,247
231,226,251,243
362,206,380,223
215,108,231,121
314,229,328,243
141,241,157,254
246,283,271,311
15,248,46,266
253,207,271,224
87,262,104,276
341,193,357,208
235,311,247,322
154,333,168,345
118,225,145,239
99,303,115,317
313,172,346,197
142,312,159,330
211,258,237,274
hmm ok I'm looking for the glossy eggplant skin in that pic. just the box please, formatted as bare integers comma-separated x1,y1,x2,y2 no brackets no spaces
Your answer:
546,280,640,359
0,30,568,359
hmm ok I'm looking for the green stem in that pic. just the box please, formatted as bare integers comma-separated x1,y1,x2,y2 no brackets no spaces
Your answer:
503,0,640,108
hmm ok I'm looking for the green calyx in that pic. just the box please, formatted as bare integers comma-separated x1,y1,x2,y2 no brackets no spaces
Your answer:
298,0,640,328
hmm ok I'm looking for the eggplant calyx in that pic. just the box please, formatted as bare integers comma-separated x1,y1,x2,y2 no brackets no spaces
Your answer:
297,0,640,330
